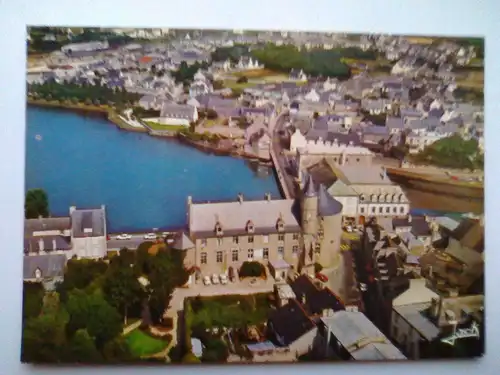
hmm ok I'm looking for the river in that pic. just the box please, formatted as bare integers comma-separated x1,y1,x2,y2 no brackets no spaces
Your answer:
25,107,281,232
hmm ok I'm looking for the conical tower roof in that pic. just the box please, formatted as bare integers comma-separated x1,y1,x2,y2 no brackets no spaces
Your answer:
318,184,343,216
303,172,318,198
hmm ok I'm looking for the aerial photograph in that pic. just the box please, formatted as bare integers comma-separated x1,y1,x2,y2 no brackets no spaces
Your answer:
22,27,484,364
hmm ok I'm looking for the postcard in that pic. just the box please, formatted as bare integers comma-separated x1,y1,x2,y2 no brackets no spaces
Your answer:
22,27,484,364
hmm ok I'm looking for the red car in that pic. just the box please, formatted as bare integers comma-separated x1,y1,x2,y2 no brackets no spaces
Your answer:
316,273,329,282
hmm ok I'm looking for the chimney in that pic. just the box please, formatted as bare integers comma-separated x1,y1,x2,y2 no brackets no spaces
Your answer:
302,294,307,305
187,195,192,206
265,193,271,201
408,215,412,223
237,193,244,203
69,206,76,214
52,239,57,251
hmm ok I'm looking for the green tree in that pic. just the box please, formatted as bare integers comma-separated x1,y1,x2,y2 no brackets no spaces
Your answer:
236,75,248,84
182,352,201,363
22,282,45,320
102,261,145,324
102,336,134,363
65,290,123,348
56,259,108,302
239,261,265,278
25,188,49,219
22,311,67,363
66,329,102,363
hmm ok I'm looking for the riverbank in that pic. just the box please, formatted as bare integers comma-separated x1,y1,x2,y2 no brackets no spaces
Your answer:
386,167,484,200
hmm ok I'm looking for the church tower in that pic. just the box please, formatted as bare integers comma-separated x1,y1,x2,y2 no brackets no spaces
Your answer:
301,173,318,235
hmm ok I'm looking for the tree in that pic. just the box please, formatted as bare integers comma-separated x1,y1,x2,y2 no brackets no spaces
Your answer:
22,311,67,363
206,108,218,120
65,290,123,348
56,259,108,302
102,262,145,324
182,352,201,363
25,188,49,219
239,261,265,278
66,329,102,363
168,344,185,363
22,282,45,320
102,336,134,363
201,338,229,362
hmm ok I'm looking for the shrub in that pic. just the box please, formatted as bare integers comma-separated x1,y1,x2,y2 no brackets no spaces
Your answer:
182,352,201,363
161,317,174,329
236,76,248,84
239,261,265,278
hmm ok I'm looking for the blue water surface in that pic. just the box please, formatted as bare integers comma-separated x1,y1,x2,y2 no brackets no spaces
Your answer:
25,107,280,232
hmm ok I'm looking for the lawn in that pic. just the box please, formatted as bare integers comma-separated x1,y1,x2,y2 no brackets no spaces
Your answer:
230,68,281,79
145,121,188,132
126,328,170,357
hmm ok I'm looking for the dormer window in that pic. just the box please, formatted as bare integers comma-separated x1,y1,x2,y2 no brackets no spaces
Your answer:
246,220,255,233
378,194,385,203
371,194,377,202
214,221,223,236
34,268,42,279
276,217,285,232
398,193,404,202
360,194,365,202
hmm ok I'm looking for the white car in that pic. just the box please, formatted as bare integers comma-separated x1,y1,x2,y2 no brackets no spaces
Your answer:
144,233,157,240
220,274,228,285
203,276,211,286
359,283,368,292
211,274,220,285
116,234,132,240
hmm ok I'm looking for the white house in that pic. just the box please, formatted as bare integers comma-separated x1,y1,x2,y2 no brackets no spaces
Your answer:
158,103,198,126
70,205,108,259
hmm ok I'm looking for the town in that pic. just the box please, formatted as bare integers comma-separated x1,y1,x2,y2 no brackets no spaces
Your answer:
22,27,484,364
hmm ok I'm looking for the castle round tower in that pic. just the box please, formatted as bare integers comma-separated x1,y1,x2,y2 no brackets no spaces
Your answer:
301,173,318,235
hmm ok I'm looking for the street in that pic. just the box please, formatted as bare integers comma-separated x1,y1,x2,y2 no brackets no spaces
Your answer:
107,232,172,250
350,232,391,334
271,111,297,198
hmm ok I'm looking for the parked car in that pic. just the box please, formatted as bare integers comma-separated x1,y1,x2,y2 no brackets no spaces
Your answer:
345,226,353,233
143,233,157,240
116,234,132,240
220,274,228,285
359,283,368,292
316,273,328,282
203,276,211,286
211,274,220,285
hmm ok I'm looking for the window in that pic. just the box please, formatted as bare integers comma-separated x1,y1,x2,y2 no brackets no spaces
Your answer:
356,158,360,162
400,206,405,213
293,233,299,240
386,207,390,213
345,158,349,163
201,252,207,264
248,236,254,243
216,251,223,263
278,246,284,257
248,248,254,260
263,248,269,259
233,236,239,244
278,234,285,242
379,207,383,213
371,207,376,214
263,235,269,243
217,238,223,246
292,245,299,254
232,249,239,262
201,239,207,248
360,207,365,214
393,207,397,213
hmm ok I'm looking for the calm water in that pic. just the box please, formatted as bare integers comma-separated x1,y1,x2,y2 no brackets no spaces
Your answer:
25,107,280,232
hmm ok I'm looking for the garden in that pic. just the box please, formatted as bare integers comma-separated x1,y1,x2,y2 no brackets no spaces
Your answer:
125,328,170,358
177,293,275,363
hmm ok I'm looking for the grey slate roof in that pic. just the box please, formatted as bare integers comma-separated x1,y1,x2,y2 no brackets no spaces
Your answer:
171,232,195,250
25,217,71,237
303,173,318,197
189,198,301,238
386,116,404,131
393,303,440,341
321,311,406,360
160,103,196,121
24,235,71,254
71,208,106,238
23,254,67,280
318,184,343,217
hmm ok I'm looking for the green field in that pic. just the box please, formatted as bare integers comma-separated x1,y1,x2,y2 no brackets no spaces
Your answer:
125,328,169,357
145,121,188,132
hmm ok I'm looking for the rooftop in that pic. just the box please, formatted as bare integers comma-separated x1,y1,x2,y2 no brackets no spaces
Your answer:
189,197,301,237
23,254,67,280
70,207,106,238
321,311,406,360
336,165,393,185
393,303,440,341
